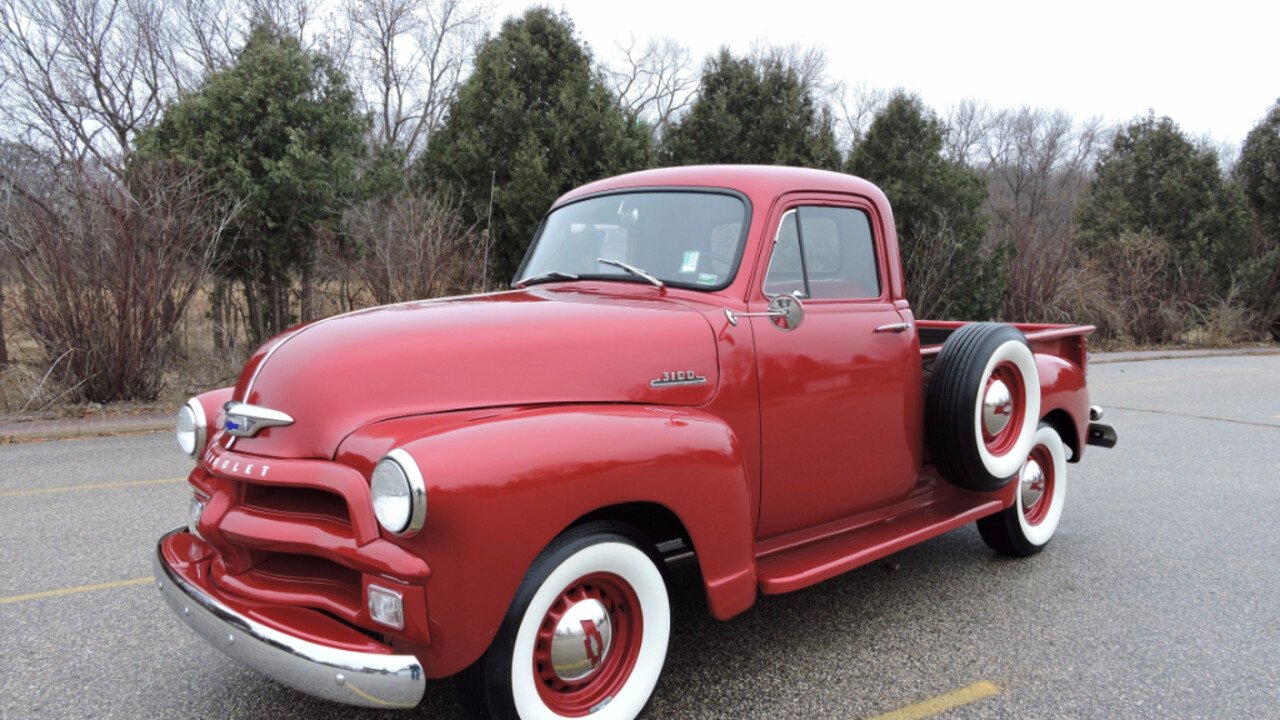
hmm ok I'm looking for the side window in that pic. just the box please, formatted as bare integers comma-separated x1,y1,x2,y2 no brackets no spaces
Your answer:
762,210,806,297
763,206,881,300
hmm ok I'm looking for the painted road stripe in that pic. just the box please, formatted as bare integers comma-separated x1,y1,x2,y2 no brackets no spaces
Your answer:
0,577,153,606
867,681,1001,720
0,477,185,498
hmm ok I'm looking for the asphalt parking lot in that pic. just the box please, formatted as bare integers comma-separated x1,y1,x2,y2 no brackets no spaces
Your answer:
2,352,1278,719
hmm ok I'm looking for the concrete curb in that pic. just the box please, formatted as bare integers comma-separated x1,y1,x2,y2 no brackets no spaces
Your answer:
0,414,171,442
1090,347,1280,364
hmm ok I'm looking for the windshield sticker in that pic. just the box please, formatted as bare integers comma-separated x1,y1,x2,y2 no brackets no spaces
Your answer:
680,251,700,273
697,272,718,285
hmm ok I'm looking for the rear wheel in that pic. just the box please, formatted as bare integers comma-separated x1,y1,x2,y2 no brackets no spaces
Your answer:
459,522,670,720
977,423,1068,557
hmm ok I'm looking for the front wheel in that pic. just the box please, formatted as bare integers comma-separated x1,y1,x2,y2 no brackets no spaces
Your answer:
976,423,1068,557
459,523,671,720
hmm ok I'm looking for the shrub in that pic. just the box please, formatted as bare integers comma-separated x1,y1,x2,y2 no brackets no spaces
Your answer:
1,163,232,402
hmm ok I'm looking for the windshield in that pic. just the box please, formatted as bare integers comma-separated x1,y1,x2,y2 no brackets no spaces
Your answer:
517,191,748,290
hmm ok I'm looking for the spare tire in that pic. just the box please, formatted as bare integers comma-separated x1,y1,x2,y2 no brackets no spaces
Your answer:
926,322,1040,492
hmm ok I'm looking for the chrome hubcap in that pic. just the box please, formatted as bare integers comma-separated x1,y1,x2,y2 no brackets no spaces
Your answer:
550,598,613,682
1020,459,1046,511
983,379,1014,436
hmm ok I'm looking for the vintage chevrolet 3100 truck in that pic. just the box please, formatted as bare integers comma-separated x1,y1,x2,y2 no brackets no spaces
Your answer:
156,165,1117,719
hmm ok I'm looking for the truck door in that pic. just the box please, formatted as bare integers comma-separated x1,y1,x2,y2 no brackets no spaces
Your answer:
751,200,923,538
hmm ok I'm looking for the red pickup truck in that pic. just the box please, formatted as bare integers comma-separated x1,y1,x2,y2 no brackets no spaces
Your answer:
156,165,1116,719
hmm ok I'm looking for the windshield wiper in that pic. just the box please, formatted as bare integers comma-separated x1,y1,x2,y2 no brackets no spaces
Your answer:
595,258,664,288
515,270,579,288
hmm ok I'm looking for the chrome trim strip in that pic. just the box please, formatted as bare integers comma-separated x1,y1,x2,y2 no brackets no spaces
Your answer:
384,449,427,537
241,331,300,401
154,528,425,709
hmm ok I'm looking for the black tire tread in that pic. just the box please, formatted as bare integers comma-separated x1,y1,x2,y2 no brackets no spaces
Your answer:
926,322,1031,492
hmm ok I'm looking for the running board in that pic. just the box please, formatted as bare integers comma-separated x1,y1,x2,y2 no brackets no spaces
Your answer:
755,496,1004,595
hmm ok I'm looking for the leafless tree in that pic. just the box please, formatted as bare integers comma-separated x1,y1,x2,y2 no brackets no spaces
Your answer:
0,161,238,402
836,82,890,150
604,35,698,140
900,214,978,321
963,106,1102,321
943,99,999,166
342,0,485,165
748,41,838,101
170,0,246,75
246,0,320,43
339,189,482,304
0,0,191,178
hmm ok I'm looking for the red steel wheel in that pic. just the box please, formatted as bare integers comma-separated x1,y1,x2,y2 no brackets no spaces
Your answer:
980,361,1027,457
531,573,644,716
1019,444,1056,527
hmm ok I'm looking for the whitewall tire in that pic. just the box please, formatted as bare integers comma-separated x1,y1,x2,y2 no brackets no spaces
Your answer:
459,523,670,720
977,423,1068,557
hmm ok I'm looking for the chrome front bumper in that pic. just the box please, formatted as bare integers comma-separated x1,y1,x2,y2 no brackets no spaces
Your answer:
153,528,426,709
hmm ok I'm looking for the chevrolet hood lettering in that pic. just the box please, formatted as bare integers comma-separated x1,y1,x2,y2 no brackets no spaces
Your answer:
222,402,295,438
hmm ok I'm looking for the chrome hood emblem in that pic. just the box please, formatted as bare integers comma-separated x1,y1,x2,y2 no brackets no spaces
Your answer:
221,402,294,438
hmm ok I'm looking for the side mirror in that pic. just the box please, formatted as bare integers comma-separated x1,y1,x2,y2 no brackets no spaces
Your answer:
767,294,805,331
724,295,805,332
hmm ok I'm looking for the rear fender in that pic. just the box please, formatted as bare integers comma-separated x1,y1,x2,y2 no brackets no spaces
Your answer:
350,405,757,678
1035,353,1089,462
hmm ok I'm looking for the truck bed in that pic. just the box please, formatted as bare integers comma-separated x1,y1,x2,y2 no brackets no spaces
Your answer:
917,320,1093,370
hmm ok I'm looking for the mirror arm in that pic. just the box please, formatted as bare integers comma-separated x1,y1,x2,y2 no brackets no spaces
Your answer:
725,308,786,326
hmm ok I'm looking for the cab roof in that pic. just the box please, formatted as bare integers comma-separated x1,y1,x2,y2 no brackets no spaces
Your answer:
553,165,889,210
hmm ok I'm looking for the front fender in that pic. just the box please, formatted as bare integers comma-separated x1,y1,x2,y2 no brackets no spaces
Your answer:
342,405,757,678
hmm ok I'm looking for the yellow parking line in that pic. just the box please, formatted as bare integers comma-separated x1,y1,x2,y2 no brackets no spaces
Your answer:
0,577,153,605
867,681,1001,720
0,477,185,498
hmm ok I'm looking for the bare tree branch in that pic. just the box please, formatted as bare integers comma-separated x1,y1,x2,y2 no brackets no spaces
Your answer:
604,35,697,139
343,0,485,165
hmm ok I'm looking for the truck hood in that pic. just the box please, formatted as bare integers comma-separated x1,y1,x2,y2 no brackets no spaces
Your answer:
224,288,720,459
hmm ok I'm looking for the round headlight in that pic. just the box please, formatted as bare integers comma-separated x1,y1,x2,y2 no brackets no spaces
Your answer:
371,449,426,536
176,398,207,458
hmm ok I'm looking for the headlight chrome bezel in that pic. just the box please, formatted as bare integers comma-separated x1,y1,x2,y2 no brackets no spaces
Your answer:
371,449,426,537
176,397,207,458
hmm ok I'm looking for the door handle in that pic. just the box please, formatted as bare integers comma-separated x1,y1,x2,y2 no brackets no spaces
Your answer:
873,321,913,334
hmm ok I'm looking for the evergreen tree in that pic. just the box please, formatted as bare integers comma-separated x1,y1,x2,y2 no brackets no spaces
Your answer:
661,49,841,169
846,93,1000,319
1236,99,1280,339
418,8,651,283
1077,114,1251,298
139,22,367,343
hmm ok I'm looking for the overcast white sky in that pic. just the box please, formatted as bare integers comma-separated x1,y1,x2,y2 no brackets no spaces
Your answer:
490,0,1278,148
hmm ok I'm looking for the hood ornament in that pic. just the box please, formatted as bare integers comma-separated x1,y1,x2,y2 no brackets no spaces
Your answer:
221,402,294,438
